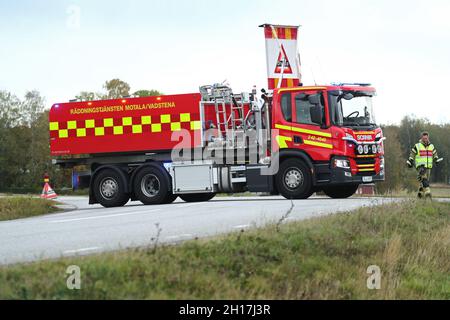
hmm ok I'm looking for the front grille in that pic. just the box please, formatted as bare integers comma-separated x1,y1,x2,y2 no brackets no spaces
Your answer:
357,171,376,177
356,158,376,165
355,157,376,176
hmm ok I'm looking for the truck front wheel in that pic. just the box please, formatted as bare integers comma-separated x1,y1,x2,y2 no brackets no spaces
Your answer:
179,193,216,202
323,184,359,199
93,169,130,208
276,159,313,199
133,166,170,205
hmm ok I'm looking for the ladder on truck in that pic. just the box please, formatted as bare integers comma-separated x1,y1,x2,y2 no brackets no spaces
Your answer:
200,84,249,148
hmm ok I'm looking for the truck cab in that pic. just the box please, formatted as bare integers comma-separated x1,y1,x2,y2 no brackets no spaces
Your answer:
270,83,385,199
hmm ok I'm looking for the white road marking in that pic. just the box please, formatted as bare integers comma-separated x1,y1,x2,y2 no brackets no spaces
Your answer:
175,203,203,208
165,234,193,240
233,224,250,229
63,247,100,254
49,209,161,223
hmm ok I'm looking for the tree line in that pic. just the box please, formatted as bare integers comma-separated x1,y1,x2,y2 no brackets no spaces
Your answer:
0,79,161,192
378,117,450,193
0,80,448,193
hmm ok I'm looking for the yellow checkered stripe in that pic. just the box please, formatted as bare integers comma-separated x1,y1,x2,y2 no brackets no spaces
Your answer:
50,113,202,139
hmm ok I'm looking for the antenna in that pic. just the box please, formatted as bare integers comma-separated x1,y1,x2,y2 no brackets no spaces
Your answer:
315,55,327,85
310,66,317,86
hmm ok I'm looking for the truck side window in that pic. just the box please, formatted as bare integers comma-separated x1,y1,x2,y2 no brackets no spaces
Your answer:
295,93,323,126
280,93,292,122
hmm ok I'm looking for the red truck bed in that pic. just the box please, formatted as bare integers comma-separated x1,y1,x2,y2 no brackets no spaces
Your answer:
49,93,203,156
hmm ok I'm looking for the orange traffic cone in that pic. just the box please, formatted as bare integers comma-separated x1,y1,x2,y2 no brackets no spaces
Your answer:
41,173,58,199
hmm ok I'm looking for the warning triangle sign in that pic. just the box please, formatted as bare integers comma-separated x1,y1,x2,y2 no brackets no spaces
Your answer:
274,45,293,74
40,173,58,200
41,182,58,199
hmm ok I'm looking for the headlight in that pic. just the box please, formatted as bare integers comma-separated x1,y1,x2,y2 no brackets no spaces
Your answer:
377,145,383,153
364,145,369,154
380,158,385,169
334,159,351,169
357,145,364,154
372,145,377,154
375,133,382,139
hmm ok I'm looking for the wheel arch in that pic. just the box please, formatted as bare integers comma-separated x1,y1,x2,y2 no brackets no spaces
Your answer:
277,149,317,185
129,161,172,195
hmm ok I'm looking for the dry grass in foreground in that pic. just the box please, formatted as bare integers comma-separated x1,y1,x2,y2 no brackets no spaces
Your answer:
0,197,59,221
0,200,449,299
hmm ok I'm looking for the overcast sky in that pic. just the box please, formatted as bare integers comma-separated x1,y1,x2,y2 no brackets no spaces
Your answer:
1,0,450,124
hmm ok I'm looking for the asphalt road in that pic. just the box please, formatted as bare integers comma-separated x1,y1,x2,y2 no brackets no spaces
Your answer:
0,195,397,265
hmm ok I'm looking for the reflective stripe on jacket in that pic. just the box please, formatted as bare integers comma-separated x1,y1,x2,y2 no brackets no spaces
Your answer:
415,143,435,169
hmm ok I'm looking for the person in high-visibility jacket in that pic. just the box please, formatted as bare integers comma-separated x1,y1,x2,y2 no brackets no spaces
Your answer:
406,132,443,198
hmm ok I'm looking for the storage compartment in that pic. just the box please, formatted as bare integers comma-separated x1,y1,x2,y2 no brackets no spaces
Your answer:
172,163,214,194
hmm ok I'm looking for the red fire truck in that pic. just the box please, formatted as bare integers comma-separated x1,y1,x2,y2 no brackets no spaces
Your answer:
50,24,385,207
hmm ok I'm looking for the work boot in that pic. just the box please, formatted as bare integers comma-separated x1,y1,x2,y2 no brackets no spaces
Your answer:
417,187,424,199
424,187,432,200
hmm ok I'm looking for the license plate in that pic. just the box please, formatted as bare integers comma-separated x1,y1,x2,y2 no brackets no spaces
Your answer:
363,176,373,183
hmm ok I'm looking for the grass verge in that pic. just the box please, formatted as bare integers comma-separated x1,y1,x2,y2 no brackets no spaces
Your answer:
0,197,59,221
0,200,449,299
374,185,450,199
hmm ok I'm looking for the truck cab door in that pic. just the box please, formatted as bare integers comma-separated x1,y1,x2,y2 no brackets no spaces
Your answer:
273,90,333,160
291,91,333,160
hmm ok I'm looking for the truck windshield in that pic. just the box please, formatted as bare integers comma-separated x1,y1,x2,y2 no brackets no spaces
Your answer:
330,92,377,128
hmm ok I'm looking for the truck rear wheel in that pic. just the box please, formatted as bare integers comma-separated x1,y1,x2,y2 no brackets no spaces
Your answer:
276,159,313,199
179,193,216,203
93,169,130,208
133,166,170,205
323,184,359,199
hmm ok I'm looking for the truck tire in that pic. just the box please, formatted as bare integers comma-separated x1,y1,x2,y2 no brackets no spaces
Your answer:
93,169,130,208
179,193,216,202
323,184,359,199
133,166,170,205
276,158,313,199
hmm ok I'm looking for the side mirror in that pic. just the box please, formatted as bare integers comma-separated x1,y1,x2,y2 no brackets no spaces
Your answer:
296,93,307,100
330,90,342,96
310,105,323,125
308,94,321,105
343,93,354,100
